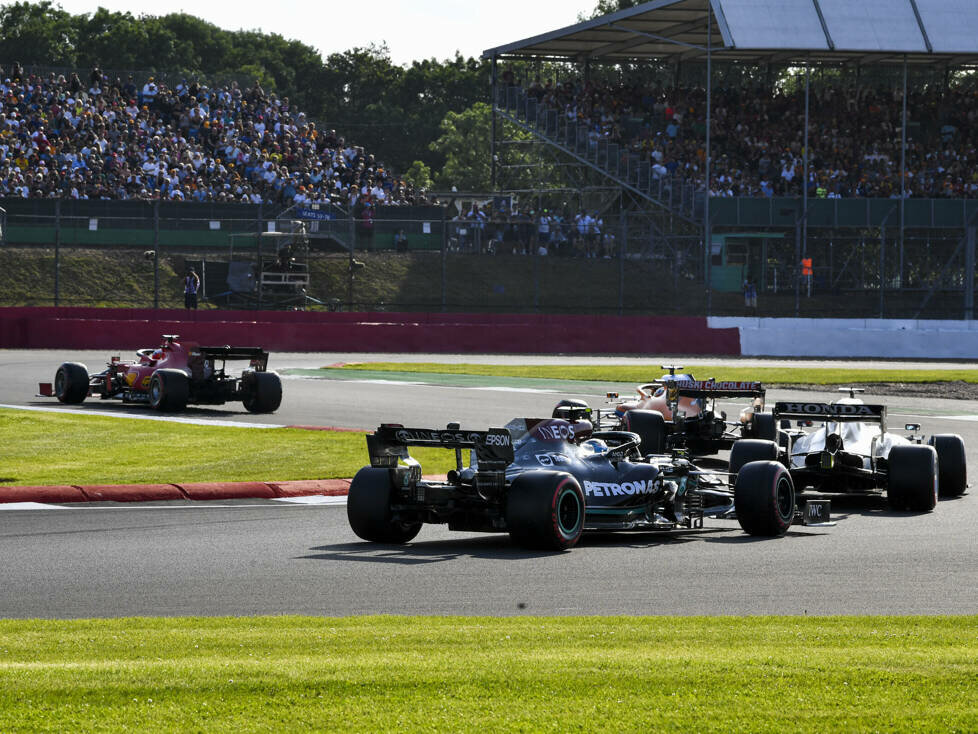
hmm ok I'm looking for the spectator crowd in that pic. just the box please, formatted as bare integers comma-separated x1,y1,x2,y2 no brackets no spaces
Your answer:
448,201,613,258
507,71,978,199
0,64,428,207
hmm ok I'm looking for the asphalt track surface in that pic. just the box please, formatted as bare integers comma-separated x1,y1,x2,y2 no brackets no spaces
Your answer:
1,349,977,618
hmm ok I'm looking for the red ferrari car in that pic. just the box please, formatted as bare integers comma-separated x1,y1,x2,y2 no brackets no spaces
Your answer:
40,335,282,413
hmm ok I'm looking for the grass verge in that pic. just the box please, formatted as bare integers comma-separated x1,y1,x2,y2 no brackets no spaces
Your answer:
0,409,455,486
328,362,978,385
0,615,975,732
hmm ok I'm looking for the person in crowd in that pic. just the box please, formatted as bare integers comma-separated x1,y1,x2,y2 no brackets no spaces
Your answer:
0,67,425,208
184,267,200,310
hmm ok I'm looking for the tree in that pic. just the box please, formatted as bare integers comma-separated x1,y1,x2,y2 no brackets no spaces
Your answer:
403,161,433,191
580,0,641,21
0,1,77,66
430,102,562,193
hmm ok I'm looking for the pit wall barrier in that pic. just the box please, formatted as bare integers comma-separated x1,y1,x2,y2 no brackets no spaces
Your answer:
709,317,978,359
0,308,741,356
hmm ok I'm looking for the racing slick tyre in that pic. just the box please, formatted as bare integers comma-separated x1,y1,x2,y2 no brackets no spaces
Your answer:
928,434,967,498
347,467,422,544
752,412,777,441
728,439,779,476
54,362,89,404
887,444,938,512
506,471,585,551
148,369,189,412
551,398,590,420
734,460,795,537
622,409,666,456
243,371,283,413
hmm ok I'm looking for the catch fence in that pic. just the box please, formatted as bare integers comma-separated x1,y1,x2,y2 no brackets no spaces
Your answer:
0,199,975,319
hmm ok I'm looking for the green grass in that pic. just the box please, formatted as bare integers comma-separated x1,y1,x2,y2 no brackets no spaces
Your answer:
0,409,455,486
0,615,975,732
328,362,978,385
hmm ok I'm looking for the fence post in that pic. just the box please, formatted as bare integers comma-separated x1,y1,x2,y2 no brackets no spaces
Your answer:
880,222,886,318
54,199,61,307
619,212,626,316
441,210,447,312
153,199,160,309
347,211,354,309
965,225,975,320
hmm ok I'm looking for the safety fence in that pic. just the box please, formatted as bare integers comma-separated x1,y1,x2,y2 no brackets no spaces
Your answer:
2,200,977,319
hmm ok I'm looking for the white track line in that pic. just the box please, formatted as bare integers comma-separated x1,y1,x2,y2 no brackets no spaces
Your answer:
0,404,282,428
272,495,347,505
0,502,67,510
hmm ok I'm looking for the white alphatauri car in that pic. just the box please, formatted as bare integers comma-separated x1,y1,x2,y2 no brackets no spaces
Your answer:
727,389,967,513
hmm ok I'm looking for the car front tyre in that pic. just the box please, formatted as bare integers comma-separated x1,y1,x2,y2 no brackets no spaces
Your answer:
728,438,779,476
928,434,967,498
55,362,89,404
149,369,189,411
734,460,795,537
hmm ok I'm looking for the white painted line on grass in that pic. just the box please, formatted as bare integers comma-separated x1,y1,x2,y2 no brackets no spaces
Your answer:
0,404,282,428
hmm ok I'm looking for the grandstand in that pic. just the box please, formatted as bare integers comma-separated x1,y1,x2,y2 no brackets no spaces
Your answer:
4,1,978,319
483,0,978,319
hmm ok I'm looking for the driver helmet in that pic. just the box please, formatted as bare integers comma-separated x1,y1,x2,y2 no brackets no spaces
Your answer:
582,438,608,455
151,348,164,361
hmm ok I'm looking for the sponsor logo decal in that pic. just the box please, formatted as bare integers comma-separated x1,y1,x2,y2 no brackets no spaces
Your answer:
583,479,661,497
536,453,569,466
535,422,578,441
484,433,511,447
780,403,875,416
394,429,505,445
674,380,763,392
141,376,152,388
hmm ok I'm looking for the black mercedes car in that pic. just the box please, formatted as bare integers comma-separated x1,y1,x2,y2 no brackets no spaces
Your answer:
347,416,830,550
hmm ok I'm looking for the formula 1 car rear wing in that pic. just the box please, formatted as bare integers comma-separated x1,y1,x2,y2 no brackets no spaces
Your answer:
774,401,886,425
195,346,270,370
367,424,514,471
666,379,765,399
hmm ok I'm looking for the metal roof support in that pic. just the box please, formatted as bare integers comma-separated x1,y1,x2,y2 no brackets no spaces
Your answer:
491,56,498,192
802,59,810,309
900,55,908,287
705,1,713,316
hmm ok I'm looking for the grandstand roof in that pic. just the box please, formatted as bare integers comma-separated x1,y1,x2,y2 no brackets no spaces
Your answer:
482,0,978,66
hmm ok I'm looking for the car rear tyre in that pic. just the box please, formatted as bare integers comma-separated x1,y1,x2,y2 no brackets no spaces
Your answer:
928,434,967,498
752,412,777,441
622,409,666,455
347,467,422,544
506,471,585,551
734,460,795,537
149,369,189,411
54,362,89,404
728,438,779,475
887,444,938,512
243,371,283,413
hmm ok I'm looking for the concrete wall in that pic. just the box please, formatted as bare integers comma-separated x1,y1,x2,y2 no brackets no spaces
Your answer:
0,307,741,355
709,317,978,359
